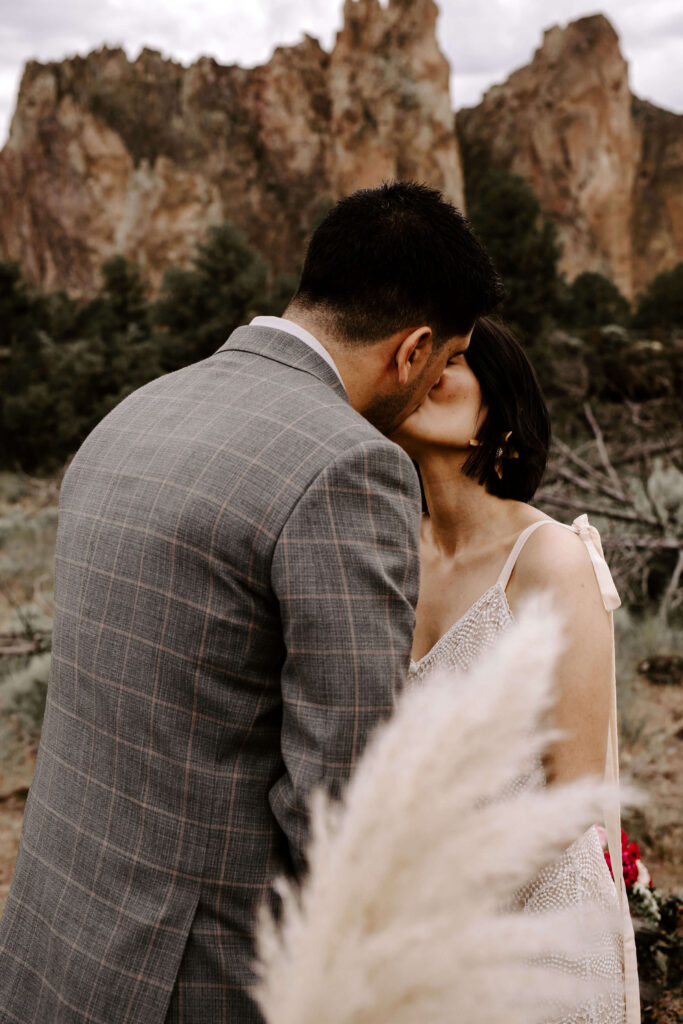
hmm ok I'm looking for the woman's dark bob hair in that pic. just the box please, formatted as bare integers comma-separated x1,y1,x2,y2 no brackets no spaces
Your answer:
462,317,551,502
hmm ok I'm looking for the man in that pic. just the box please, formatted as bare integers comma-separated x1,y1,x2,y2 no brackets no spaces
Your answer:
0,182,502,1023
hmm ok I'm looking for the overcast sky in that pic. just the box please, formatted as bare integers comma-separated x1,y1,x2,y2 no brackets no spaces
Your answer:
1,0,682,146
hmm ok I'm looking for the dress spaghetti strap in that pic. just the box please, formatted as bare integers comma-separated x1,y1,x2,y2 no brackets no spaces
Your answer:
496,519,567,592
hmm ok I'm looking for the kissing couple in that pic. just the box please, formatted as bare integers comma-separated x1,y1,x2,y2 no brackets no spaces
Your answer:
0,182,638,1023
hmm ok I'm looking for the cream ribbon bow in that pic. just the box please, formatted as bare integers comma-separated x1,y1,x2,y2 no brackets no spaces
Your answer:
570,514,621,612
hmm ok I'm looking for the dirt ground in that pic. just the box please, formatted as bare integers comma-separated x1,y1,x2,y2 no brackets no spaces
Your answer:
0,792,28,918
621,674,683,893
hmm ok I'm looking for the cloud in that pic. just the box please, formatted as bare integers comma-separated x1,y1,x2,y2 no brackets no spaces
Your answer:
1,0,681,145
628,35,683,108
0,0,343,141
437,0,683,110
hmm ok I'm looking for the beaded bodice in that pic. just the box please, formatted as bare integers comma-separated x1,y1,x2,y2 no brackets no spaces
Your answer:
409,581,513,684
409,581,546,795
407,517,632,1024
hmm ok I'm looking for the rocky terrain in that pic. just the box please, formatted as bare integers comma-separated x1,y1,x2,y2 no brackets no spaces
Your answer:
457,14,683,302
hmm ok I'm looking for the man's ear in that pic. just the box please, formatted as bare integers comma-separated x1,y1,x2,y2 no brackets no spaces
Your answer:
394,327,434,386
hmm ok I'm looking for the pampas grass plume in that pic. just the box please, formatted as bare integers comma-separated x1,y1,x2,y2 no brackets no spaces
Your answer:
254,598,627,1024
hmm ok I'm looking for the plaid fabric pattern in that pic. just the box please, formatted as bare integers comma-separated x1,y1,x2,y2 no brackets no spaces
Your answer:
0,325,421,1024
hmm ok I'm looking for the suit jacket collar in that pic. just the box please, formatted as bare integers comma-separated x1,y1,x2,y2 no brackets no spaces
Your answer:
216,325,350,402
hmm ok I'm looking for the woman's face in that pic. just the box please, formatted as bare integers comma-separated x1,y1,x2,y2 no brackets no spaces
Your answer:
391,352,487,457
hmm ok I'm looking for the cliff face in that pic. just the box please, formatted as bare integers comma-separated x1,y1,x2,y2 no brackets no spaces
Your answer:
457,15,683,301
631,99,683,297
0,0,464,296
2,7,681,301
328,0,462,200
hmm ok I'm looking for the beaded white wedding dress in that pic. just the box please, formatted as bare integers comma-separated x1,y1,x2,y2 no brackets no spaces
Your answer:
409,515,640,1024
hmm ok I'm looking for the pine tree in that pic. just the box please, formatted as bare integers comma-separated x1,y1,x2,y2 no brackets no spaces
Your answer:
632,262,683,330
467,171,560,340
560,272,630,328
154,222,269,369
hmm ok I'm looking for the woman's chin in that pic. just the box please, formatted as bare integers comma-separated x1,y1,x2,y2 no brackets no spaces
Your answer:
391,403,422,434
388,420,423,457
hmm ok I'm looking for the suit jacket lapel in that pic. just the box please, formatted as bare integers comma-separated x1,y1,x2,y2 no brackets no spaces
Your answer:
216,325,350,402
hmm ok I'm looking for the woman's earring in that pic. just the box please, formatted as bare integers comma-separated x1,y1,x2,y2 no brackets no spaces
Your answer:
468,439,481,447
494,430,519,479
494,447,504,479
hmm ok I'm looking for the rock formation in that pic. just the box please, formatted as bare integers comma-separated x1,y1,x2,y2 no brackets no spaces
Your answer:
630,99,683,299
457,15,683,301
1,6,681,302
0,0,464,296
328,0,462,200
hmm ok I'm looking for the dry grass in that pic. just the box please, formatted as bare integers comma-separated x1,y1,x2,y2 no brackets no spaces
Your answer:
615,621,683,1022
0,471,61,634
615,609,683,891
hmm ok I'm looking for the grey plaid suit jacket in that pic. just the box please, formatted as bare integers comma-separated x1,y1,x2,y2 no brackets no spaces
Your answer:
0,325,422,1024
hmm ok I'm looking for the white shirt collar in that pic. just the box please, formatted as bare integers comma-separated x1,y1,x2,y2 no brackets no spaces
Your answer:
250,316,344,385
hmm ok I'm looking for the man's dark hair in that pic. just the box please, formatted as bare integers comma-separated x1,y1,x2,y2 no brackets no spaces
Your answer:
463,317,551,502
292,181,504,345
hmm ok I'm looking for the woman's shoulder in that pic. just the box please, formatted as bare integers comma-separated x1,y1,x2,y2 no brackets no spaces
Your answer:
510,513,602,595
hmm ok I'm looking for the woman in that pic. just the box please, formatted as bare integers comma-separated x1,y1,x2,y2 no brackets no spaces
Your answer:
391,317,639,1023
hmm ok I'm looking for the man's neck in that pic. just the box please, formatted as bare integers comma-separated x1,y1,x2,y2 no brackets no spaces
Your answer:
282,308,370,412
282,307,337,357
251,314,344,385
283,307,428,432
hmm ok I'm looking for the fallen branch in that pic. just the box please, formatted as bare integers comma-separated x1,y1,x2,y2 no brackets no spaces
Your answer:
0,786,30,803
0,632,51,657
583,402,629,501
536,492,661,527
612,440,682,466
659,549,683,622
551,438,625,502
602,538,682,551
546,463,624,502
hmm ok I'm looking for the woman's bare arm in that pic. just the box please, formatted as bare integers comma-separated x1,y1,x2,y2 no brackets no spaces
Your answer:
506,524,612,783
